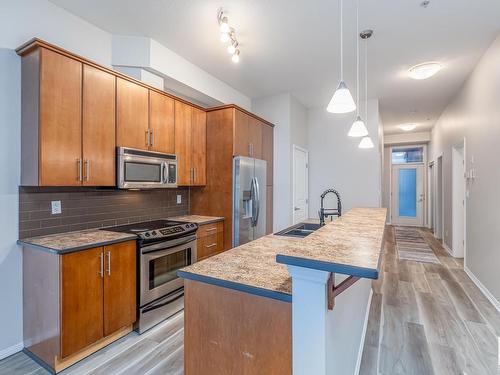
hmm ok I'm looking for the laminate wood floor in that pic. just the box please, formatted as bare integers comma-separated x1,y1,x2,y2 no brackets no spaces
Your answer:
0,311,184,375
360,226,500,375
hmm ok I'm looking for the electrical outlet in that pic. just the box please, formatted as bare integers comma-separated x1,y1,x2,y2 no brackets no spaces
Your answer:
176,195,182,204
51,200,62,215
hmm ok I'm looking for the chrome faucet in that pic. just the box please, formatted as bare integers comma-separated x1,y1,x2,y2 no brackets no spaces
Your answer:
318,189,342,226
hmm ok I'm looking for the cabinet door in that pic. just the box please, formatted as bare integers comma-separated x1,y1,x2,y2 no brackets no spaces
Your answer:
61,247,104,358
103,241,136,336
248,117,263,159
261,124,274,186
266,186,273,234
191,108,207,186
175,101,193,186
82,65,116,186
116,78,149,150
233,110,250,157
149,91,175,154
39,48,82,186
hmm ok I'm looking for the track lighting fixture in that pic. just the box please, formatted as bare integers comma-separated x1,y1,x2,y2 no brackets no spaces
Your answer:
218,9,241,63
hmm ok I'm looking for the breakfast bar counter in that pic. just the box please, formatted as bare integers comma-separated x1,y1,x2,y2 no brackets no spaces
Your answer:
179,207,387,375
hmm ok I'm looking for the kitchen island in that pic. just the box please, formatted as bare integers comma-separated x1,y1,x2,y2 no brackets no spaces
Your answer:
179,207,386,375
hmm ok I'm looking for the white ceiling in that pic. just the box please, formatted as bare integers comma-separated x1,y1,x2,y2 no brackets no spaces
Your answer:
50,0,500,134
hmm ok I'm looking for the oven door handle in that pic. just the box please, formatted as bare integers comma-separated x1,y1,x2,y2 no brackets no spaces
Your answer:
141,235,197,254
142,289,184,313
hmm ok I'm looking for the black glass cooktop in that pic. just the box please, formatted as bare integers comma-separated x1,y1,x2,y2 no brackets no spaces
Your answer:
104,220,184,234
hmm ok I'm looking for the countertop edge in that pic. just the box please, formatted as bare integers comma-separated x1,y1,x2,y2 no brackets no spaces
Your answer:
170,217,225,225
275,254,379,280
18,235,138,254
178,270,292,303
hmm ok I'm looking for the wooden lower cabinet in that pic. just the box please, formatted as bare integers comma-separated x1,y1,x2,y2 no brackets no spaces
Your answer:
196,221,224,261
23,240,136,373
184,280,291,375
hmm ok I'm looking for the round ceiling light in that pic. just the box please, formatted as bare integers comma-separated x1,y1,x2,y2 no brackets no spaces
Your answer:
399,123,417,131
408,62,442,80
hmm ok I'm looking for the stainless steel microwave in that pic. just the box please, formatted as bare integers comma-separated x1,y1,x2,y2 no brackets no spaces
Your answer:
117,147,177,189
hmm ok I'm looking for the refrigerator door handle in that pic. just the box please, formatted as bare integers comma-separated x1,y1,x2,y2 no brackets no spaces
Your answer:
250,177,257,227
254,177,260,225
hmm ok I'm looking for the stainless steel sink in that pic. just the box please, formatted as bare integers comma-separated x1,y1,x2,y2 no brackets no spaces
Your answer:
275,222,322,238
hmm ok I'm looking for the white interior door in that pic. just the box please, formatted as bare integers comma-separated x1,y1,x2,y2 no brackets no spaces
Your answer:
391,164,425,226
293,145,308,224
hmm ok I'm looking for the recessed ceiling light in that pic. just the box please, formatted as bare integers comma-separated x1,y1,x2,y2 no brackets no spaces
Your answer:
408,62,442,80
399,123,417,131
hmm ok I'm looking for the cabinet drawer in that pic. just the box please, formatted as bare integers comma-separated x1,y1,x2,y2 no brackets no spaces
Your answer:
197,222,223,237
197,233,224,261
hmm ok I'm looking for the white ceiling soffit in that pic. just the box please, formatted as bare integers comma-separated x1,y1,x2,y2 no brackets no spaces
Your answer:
49,0,500,134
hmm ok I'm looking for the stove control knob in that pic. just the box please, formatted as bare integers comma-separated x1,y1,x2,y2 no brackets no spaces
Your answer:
144,233,150,237
152,231,157,236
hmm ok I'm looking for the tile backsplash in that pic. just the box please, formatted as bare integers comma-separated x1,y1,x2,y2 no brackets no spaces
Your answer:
19,187,189,238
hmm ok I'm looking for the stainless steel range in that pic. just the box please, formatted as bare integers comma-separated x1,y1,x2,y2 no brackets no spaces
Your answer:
104,220,198,333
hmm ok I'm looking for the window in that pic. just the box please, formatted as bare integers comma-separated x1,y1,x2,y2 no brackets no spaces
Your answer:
392,147,424,164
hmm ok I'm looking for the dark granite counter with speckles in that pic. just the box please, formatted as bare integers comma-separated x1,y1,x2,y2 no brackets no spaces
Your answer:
18,230,137,254
179,208,387,302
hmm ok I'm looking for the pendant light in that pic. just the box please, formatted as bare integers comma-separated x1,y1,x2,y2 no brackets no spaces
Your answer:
327,0,356,114
358,28,374,149
348,0,368,137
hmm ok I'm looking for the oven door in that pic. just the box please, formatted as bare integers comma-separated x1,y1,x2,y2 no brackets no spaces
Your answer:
140,235,196,307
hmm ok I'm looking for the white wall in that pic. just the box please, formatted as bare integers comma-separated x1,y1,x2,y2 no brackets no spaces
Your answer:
384,131,431,145
430,34,500,303
307,99,382,218
252,94,308,231
0,0,113,357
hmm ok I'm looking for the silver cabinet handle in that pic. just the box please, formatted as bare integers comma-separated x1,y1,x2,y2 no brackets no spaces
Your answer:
150,129,154,147
77,158,83,182
248,143,252,156
205,243,217,248
193,168,196,184
145,129,150,147
99,252,104,278
84,159,90,181
205,227,217,232
106,251,111,276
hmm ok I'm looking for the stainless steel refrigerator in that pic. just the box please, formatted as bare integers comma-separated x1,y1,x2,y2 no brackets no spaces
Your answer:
233,156,267,247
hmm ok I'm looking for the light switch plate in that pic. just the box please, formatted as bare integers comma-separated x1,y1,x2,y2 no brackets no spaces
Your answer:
51,200,62,215
176,195,182,204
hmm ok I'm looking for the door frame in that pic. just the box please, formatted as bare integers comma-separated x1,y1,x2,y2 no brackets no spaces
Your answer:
292,144,309,224
452,138,466,259
389,144,427,226
427,161,434,230
434,154,444,240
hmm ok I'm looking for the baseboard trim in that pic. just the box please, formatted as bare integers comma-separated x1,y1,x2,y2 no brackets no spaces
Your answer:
464,266,500,313
0,342,23,361
355,289,373,375
442,242,453,256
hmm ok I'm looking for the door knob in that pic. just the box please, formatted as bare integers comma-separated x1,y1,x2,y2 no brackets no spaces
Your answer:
294,207,300,211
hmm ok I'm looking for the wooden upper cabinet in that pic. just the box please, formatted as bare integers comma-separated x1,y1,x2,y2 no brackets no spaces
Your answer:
39,48,82,186
233,109,250,157
103,241,136,337
191,108,207,186
60,247,104,358
249,117,263,159
261,123,273,186
116,78,149,150
175,101,193,186
149,91,175,154
82,65,116,186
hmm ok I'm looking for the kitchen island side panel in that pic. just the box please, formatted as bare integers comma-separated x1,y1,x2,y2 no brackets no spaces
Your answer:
184,279,291,375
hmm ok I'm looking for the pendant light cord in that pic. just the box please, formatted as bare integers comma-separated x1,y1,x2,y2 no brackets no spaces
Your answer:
340,0,343,79
365,33,368,125
356,0,359,115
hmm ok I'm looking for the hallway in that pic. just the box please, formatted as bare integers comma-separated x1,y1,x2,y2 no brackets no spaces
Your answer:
359,226,500,374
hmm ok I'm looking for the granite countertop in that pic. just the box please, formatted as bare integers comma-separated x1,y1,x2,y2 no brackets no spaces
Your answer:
18,229,137,254
179,207,387,302
169,215,224,225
